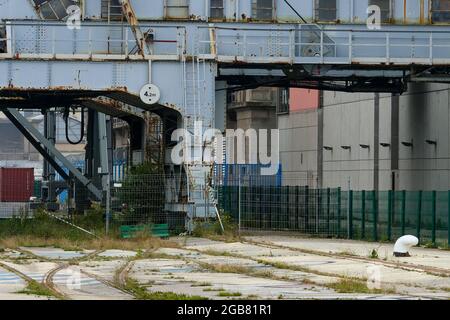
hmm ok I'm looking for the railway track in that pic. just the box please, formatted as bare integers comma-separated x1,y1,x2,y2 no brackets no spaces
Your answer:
10,248,134,300
42,263,70,300
243,239,450,278
0,261,35,284
181,239,448,299
116,260,135,289
0,260,63,299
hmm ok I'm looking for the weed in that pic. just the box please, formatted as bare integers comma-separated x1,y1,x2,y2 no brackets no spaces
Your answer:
16,280,56,298
217,291,242,297
197,261,253,275
0,235,178,252
256,259,333,277
191,282,212,287
369,249,379,259
192,213,239,242
327,278,395,294
124,277,207,300
423,242,438,249
203,288,225,292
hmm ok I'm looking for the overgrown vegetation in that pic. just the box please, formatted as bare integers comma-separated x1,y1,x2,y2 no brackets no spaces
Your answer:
0,203,179,251
327,278,395,294
0,207,103,241
196,261,254,275
16,280,56,298
369,249,379,259
217,291,242,297
124,277,207,300
192,213,239,241
117,163,165,225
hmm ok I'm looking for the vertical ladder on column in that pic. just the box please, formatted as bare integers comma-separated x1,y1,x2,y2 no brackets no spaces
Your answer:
182,57,219,224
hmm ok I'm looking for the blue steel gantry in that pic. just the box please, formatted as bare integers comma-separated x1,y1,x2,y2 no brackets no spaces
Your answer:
1,0,450,227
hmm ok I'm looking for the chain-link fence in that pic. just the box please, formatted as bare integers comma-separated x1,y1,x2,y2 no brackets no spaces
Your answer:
215,178,450,246
109,174,186,235
3,167,449,246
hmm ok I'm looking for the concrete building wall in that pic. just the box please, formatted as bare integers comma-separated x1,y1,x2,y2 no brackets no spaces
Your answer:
322,92,390,190
398,83,450,191
279,83,450,191
278,109,318,186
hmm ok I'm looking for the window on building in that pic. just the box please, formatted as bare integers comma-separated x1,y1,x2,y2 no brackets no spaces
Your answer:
369,0,392,23
251,0,274,20
315,0,337,22
31,0,80,20
165,0,190,19
210,0,225,19
0,27,6,54
101,0,124,21
277,88,290,114
431,0,450,23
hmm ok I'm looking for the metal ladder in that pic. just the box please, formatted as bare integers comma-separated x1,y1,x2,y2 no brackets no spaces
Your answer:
185,164,224,232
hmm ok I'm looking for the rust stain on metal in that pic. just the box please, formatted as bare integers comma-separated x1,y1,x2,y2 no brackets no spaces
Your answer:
120,0,150,57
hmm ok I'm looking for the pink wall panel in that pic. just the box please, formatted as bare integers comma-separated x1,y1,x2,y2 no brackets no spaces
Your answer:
289,88,319,111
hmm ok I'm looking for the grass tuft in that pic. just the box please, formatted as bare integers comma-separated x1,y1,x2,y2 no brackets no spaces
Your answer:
124,278,207,300
16,280,55,298
327,278,395,294
217,291,242,297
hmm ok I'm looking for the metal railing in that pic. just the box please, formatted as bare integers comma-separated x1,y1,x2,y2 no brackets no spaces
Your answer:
198,24,450,65
0,21,186,60
2,21,450,66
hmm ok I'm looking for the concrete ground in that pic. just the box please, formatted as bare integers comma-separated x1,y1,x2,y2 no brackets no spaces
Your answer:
0,235,448,300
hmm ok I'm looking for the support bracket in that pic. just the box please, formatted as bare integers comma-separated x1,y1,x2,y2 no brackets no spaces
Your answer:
2,108,103,200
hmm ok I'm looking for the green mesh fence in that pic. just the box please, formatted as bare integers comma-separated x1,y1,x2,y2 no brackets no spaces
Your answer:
217,187,450,246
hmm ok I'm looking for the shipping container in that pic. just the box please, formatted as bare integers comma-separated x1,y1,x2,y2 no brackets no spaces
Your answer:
0,168,34,202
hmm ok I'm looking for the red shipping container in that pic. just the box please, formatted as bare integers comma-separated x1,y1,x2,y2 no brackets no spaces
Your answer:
0,168,34,202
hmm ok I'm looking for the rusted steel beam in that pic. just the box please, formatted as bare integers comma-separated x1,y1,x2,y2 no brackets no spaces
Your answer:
120,0,152,57
1,108,70,181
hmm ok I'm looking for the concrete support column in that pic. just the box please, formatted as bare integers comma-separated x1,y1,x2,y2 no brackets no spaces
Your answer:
391,93,400,190
43,110,56,202
317,91,324,189
230,105,277,164
374,93,380,192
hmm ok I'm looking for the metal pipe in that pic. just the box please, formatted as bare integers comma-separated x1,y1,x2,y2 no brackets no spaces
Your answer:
65,107,85,145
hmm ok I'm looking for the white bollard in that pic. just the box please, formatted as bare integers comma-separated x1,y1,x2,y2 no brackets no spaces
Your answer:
393,235,419,257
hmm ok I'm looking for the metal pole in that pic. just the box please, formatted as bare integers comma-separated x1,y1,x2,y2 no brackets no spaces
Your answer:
373,190,378,241
238,174,241,236
327,188,331,236
348,190,353,239
361,190,366,239
337,187,341,237
347,177,351,238
105,178,111,235
401,190,406,235
448,190,450,247
388,190,393,241
417,190,423,244
432,190,436,245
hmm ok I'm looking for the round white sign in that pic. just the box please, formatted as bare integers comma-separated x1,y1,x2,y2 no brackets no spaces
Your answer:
140,84,161,105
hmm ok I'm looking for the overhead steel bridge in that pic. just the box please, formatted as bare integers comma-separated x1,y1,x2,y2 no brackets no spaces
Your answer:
1,15,450,223
1,21,450,95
